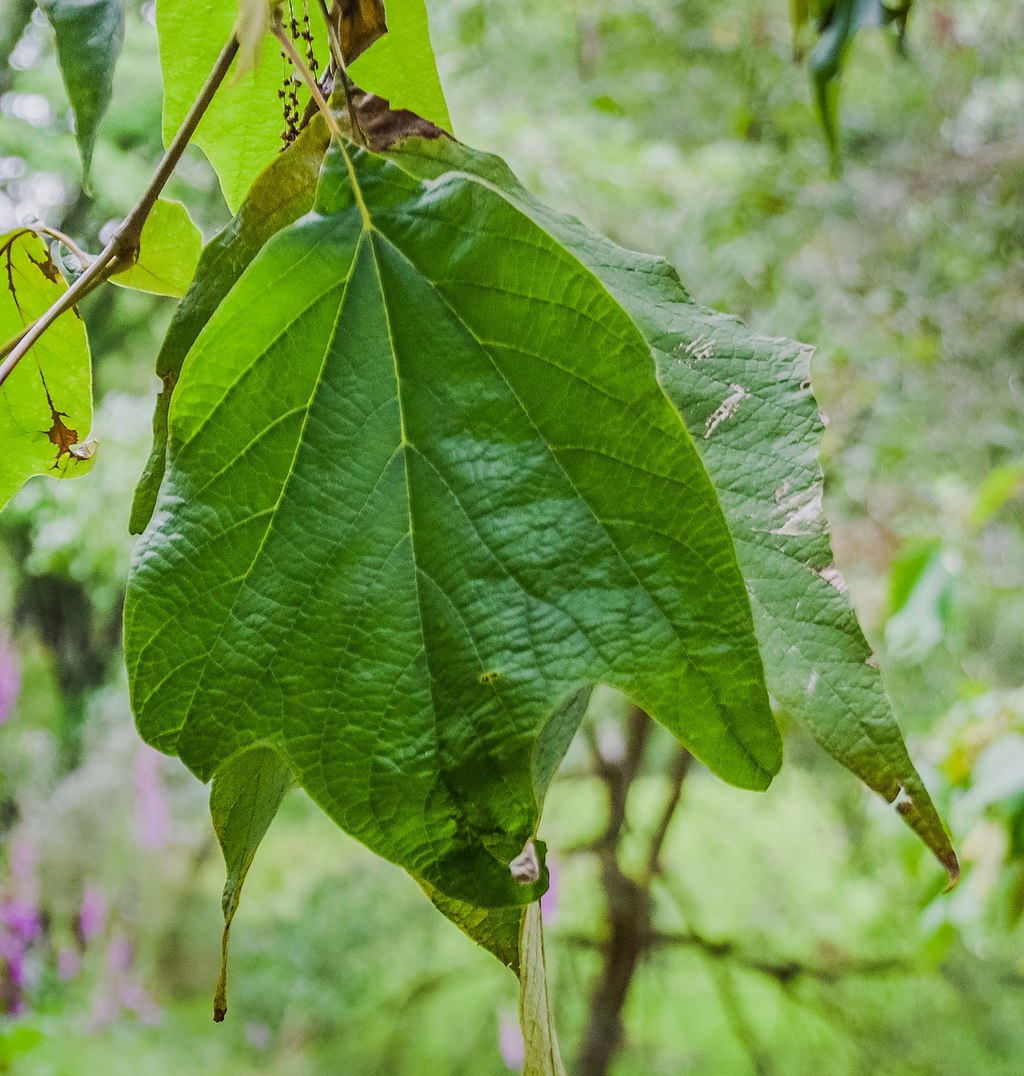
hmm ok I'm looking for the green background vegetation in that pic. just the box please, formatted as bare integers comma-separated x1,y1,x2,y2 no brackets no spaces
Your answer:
1,0,1022,1071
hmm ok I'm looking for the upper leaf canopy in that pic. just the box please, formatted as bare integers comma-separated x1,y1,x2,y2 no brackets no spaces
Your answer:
125,142,781,910
157,0,449,210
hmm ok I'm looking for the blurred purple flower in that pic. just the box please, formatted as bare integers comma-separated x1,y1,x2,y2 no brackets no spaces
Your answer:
540,856,559,923
133,746,171,851
107,933,133,974
0,896,39,1015
57,947,81,981
5,951,26,990
498,1010,524,1072
0,898,40,943
120,980,161,1025
79,886,106,942
0,638,19,725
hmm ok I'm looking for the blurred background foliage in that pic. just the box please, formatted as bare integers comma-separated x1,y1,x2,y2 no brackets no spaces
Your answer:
0,0,1022,1071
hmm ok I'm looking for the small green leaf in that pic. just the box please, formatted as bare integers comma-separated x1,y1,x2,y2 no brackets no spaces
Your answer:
209,745,292,1022
129,117,330,535
519,904,565,1076
0,230,94,511
969,461,1024,528
38,0,125,181
112,200,203,298
126,143,779,915
349,0,451,132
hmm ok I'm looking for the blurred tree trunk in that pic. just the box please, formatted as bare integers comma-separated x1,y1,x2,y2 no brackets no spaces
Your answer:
577,708,692,1076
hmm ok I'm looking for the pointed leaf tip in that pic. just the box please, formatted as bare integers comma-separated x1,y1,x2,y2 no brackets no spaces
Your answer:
209,747,291,1022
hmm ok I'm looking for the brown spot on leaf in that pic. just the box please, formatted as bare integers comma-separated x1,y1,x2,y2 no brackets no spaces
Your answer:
46,409,79,467
28,251,60,284
350,89,450,151
39,373,81,469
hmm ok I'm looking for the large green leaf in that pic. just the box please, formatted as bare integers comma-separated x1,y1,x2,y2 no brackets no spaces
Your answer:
125,143,780,913
0,230,94,511
130,116,330,534
387,137,957,882
39,0,124,181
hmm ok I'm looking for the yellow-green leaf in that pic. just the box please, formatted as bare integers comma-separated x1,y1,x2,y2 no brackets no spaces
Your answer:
0,230,94,511
112,200,203,298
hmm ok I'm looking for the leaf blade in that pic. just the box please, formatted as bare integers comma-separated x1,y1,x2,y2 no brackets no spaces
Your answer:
112,199,203,299
125,144,779,917
349,0,451,131
129,117,330,534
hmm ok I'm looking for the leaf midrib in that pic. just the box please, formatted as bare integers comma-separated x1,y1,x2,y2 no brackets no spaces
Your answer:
368,224,769,781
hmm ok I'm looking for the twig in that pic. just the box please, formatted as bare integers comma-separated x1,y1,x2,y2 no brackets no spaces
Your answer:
576,706,652,1076
0,36,240,391
36,225,93,269
642,745,692,884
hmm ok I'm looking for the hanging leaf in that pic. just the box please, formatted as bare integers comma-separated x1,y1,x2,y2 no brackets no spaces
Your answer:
112,200,203,299
38,0,125,182
386,136,957,883
0,230,94,511
210,745,292,1022
130,117,330,535
808,0,888,169
125,143,780,917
